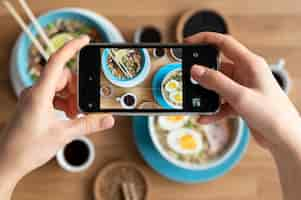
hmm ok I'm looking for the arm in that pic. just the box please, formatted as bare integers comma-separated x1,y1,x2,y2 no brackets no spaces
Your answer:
271,126,301,200
187,32,301,200
0,160,22,200
0,35,114,200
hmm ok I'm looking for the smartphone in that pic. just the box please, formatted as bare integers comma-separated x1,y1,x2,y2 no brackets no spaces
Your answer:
78,44,220,115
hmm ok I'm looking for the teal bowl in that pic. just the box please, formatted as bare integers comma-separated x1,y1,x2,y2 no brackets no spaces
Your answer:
101,48,151,88
14,8,124,88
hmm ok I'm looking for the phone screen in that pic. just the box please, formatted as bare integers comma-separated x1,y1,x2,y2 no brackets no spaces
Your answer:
78,44,220,114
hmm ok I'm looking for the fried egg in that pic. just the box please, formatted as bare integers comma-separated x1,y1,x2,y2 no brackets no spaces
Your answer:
165,79,179,93
158,116,189,131
169,91,183,105
167,128,203,155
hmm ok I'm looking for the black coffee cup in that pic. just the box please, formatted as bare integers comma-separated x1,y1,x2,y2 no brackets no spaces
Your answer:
56,137,95,172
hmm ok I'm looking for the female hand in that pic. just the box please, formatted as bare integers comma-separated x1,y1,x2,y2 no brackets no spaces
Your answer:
187,32,301,150
0,36,115,180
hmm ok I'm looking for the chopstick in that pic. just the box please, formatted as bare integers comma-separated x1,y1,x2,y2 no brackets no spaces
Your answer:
110,49,133,78
111,49,133,78
18,0,55,53
2,0,49,60
109,50,131,78
121,182,138,200
121,183,131,200
128,183,138,200
119,60,133,78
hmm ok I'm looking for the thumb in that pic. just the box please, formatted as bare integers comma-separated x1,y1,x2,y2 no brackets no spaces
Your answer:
63,114,115,139
191,65,244,103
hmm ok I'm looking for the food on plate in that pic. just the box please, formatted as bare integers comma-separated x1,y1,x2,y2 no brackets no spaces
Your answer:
167,128,203,155
161,69,183,108
165,79,179,93
203,122,232,155
107,48,142,80
158,116,189,131
169,91,183,106
28,19,102,81
152,116,236,164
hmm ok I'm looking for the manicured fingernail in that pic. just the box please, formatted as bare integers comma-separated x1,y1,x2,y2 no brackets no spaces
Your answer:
191,64,206,81
101,116,115,129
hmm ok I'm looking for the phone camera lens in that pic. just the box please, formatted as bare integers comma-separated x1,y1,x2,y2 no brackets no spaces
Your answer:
193,52,199,58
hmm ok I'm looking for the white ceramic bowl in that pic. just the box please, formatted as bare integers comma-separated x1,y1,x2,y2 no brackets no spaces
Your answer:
148,116,244,170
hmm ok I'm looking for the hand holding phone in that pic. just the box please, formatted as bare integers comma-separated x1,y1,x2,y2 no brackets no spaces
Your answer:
78,44,220,115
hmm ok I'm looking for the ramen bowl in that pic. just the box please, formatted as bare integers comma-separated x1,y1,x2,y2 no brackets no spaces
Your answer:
101,48,151,88
148,116,245,170
11,8,124,95
160,67,183,109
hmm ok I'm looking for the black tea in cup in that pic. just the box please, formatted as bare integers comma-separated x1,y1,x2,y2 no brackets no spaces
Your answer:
153,48,165,58
64,140,90,166
124,94,136,106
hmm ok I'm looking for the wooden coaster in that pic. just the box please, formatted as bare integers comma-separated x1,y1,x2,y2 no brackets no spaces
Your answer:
94,161,148,200
176,9,229,42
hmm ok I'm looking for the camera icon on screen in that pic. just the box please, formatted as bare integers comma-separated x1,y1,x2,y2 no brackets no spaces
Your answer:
192,98,201,107
193,52,199,58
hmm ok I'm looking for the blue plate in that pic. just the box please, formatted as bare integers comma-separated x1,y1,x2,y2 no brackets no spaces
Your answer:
152,63,181,109
132,116,250,183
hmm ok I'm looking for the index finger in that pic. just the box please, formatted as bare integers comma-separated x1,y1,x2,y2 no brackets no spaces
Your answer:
37,35,90,94
185,32,256,65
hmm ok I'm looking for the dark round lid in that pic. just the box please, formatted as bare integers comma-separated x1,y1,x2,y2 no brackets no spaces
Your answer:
183,10,228,38
138,26,162,43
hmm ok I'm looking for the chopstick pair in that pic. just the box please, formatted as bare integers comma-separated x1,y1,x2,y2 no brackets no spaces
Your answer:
2,0,55,60
121,182,138,200
109,49,133,78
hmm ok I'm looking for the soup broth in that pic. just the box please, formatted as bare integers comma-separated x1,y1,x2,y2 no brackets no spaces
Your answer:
153,116,236,164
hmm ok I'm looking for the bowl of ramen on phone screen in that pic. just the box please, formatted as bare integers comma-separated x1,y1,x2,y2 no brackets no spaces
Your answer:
101,48,151,88
148,115,244,170
161,68,183,109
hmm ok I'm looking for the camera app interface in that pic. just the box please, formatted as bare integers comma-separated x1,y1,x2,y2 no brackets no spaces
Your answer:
99,47,184,110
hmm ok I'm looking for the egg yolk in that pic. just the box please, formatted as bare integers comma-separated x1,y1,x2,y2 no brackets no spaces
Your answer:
179,134,197,150
167,81,177,89
174,93,182,103
167,116,184,122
